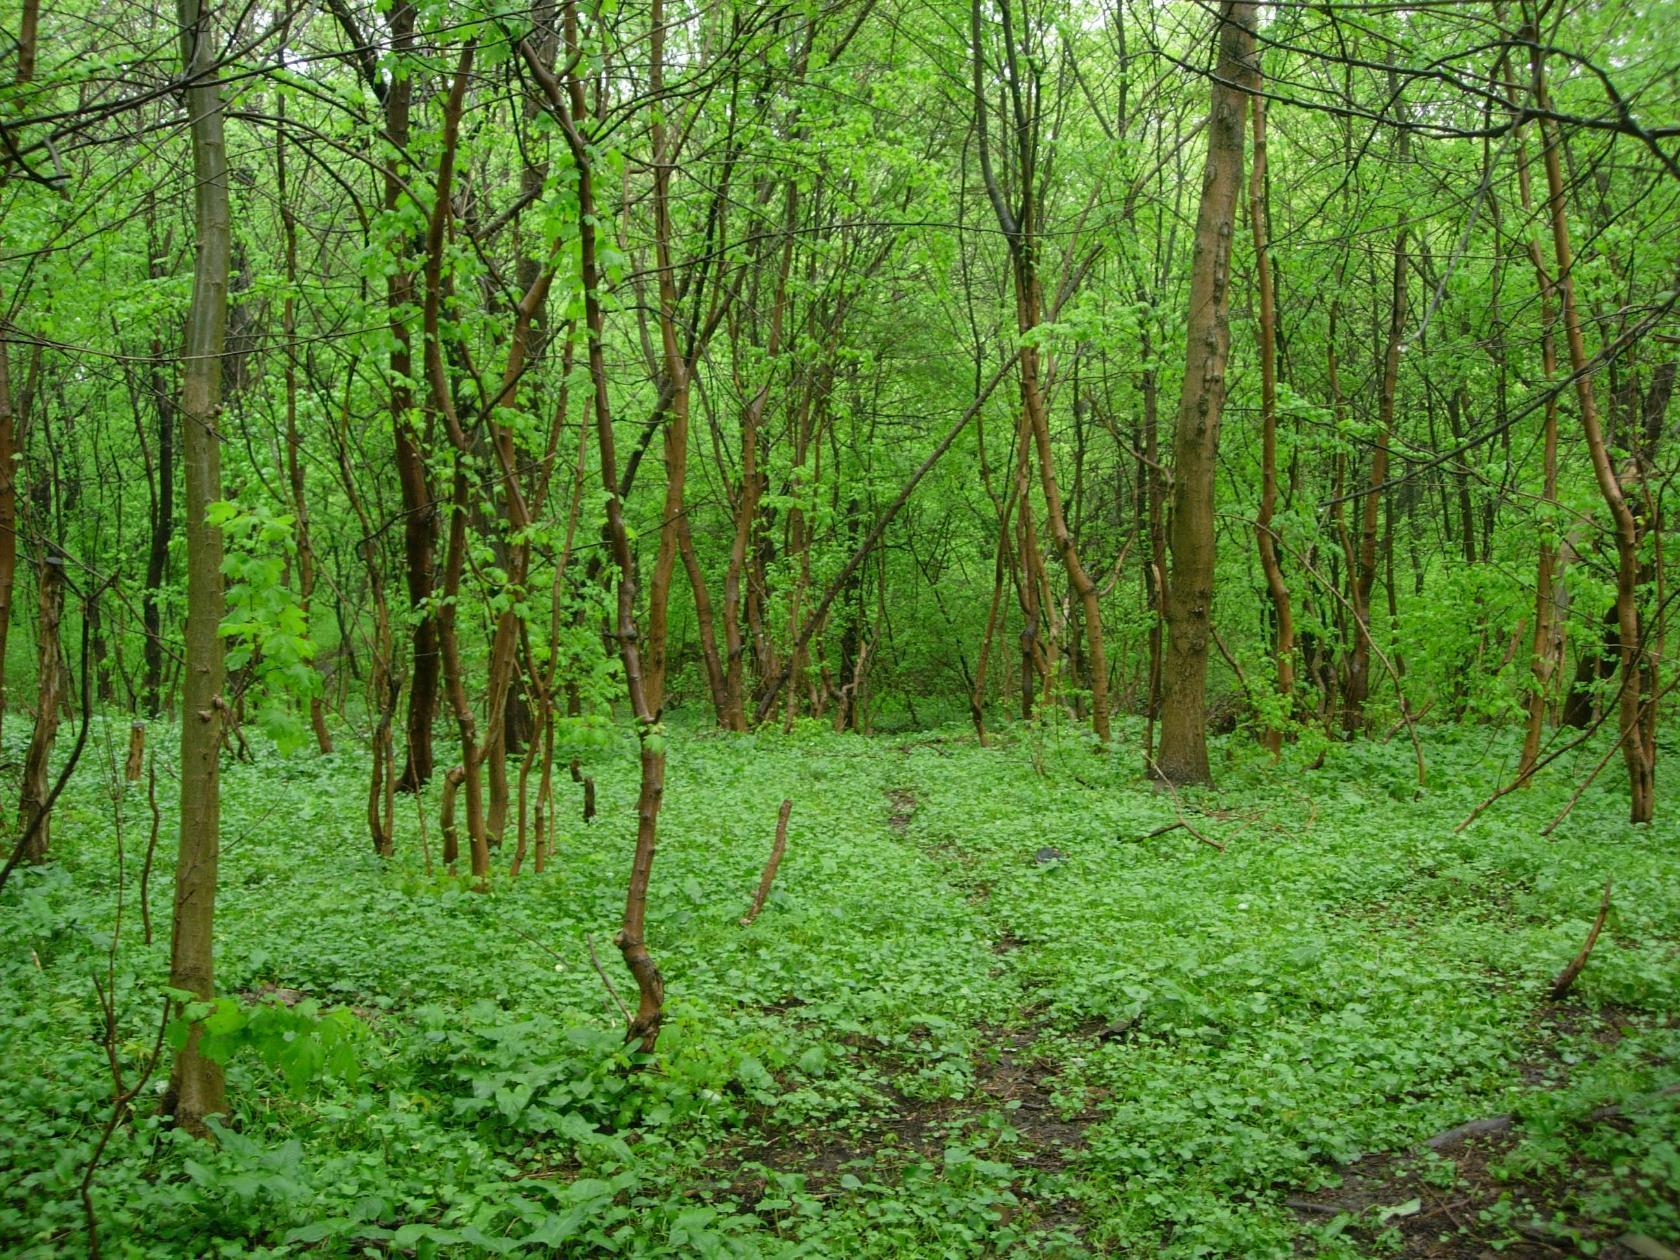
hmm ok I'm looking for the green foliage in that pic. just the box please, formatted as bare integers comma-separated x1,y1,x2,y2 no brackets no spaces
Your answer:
2,718,1676,1256
165,989,367,1095
210,500,321,752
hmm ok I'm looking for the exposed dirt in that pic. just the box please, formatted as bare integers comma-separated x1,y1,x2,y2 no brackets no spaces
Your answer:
1287,1002,1677,1259
1286,1129,1668,1259
973,1023,1092,1238
708,1021,1094,1244
884,787,916,833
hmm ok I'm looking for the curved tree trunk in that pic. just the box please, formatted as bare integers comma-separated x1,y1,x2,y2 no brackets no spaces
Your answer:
1531,36,1655,823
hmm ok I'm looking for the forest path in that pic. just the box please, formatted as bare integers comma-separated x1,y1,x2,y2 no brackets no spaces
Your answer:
876,742,1097,1248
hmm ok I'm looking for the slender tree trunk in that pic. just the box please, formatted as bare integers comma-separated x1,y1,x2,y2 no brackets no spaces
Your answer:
1516,123,1561,782
679,519,729,721
0,316,18,739
18,545,63,864
141,326,174,717
643,0,692,717
1531,38,1655,822
277,114,330,754
1248,88,1293,753
0,0,43,740
1347,214,1407,732
524,25,667,1050
1156,0,1255,785
163,0,230,1136
1019,272,1110,741
386,1,440,795
1141,348,1166,760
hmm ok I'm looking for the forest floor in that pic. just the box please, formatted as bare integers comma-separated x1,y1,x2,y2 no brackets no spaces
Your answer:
2,713,1677,1257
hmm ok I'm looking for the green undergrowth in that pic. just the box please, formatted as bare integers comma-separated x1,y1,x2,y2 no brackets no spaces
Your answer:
0,713,1675,1257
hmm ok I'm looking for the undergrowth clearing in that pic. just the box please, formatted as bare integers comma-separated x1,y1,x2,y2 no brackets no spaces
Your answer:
2,716,1676,1257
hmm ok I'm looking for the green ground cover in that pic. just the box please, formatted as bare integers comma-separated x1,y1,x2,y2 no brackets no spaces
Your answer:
3,717,1676,1257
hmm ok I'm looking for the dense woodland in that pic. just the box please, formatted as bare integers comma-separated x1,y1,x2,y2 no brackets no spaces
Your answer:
1,0,1677,1253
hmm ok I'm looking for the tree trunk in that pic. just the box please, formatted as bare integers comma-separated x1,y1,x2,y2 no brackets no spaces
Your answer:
163,0,230,1137
1515,121,1561,783
0,316,18,739
1248,87,1293,753
1156,0,1255,785
523,24,667,1049
17,545,64,864
1531,36,1655,823
1347,202,1408,732
385,0,439,795
277,111,331,755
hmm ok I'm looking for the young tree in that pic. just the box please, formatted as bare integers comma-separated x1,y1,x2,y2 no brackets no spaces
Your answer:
1155,0,1255,785
162,0,232,1135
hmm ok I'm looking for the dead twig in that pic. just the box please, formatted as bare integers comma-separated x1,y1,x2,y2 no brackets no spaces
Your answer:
1549,879,1612,1001
587,933,630,1024
1142,760,1226,852
741,798,792,926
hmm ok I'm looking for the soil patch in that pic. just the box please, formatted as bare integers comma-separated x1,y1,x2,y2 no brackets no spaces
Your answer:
1287,1003,1676,1258
885,787,916,833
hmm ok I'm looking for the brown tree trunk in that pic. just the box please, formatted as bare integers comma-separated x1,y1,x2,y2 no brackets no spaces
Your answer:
0,0,41,740
1156,0,1255,785
1531,39,1655,823
140,322,173,717
721,177,795,731
678,519,729,721
1515,122,1562,783
524,24,667,1050
276,113,331,755
1347,210,1407,732
642,0,693,718
1019,273,1110,741
163,0,230,1137
0,317,19,738
420,46,490,880
18,545,64,864
969,0,1108,741
384,0,440,795
1247,88,1293,753
331,374,399,856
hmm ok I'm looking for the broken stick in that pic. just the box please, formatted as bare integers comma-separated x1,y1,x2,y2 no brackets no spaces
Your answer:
741,799,793,926
1549,878,1612,1001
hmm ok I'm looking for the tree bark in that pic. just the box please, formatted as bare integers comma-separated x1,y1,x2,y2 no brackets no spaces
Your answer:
17,545,64,864
383,0,440,795
1248,88,1293,754
277,111,331,754
163,0,230,1137
1515,120,1562,783
523,24,668,1050
1347,191,1408,732
1531,36,1655,823
1156,0,1255,785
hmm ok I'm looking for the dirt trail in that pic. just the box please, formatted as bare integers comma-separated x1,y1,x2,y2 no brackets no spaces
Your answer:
883,779,1094,1244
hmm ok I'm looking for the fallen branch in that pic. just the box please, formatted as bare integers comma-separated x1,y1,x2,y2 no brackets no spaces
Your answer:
1422,1080,1680,1153
1549,879,1612,1001
1424,1114,1515,1149
1141,762,1226,853
1132,821,1185,841
741,799,793,926
586,933,630,1023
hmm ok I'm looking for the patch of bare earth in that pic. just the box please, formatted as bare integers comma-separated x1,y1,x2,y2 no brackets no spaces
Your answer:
1287,1003,1678,1259
885,787,916,833
975,1023,1093,1239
